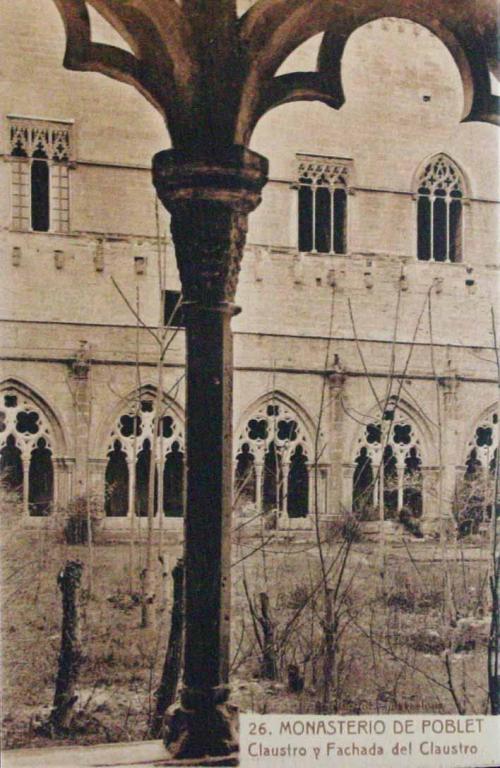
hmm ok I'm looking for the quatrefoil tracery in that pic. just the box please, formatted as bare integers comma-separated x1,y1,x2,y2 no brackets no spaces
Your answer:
107,398,184,462
0,392,53,459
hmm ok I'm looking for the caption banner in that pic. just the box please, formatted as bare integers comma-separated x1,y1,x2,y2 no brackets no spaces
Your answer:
240,714,500,768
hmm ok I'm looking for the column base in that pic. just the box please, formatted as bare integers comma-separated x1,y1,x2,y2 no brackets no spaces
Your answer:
164,687,238,764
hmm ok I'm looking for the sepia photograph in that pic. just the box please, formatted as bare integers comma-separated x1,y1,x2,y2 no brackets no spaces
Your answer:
0,1,499,766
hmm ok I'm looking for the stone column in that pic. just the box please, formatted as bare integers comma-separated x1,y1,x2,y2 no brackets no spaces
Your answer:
327,356,346,518
69,342,91,499
438,366,460,536
153,146,268,760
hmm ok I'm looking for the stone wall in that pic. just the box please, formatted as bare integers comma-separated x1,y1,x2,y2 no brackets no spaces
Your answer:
0,1,498,532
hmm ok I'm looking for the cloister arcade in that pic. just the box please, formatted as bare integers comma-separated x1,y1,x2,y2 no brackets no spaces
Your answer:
1,379,497,537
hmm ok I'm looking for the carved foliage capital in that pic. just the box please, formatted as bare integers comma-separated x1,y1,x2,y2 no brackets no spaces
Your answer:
153,147,268,305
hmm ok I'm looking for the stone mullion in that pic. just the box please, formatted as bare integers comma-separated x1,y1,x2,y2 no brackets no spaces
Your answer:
397,465,404,512
281,461,290,521
22,452,30,516
254,461,264,517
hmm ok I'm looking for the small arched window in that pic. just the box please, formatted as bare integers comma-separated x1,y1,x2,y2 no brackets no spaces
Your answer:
0,390,55,516
416,154,465,263
235,399,312,523
9,118,72,233
297,155,350,254
105,396,185,519
352,412,423,522
458,411,498,534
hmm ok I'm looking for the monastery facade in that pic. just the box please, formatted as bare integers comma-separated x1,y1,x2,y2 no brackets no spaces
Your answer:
0,1,498,536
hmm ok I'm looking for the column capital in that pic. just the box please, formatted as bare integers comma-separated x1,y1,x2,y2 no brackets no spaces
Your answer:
153,147,268,305
153,146,269,213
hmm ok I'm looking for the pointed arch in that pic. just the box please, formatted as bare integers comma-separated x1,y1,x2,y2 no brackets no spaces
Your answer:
0,378,67,456
100,385,185,519
234,390,317,522
350,397,430,521
413,153,467,263
462,404,498,469
460,402,500,466
236,389,316,459
456,403,497,534
95,384,185,460
412,152,469,197
239,2,499,141
348,396,434,467
0,379,66,516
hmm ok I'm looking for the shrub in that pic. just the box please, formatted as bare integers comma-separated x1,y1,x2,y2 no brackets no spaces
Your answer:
399,507,423,538
324,513,362,544
61,496,102,545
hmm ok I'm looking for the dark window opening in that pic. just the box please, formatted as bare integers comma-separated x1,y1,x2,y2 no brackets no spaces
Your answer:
163,445,184,517
235,446,256,512
31,159,50,232
288,446,308,518
0,435,23,495
263,442,282,513
403,449,422,517
315,186,331,253
353,447,374,519
433,197,447,262
333,188,347,254
135,440,158,517
449,199,462,263
298,182,313,252
29,441,53,516
417,196,431,260
383,446,398,519
105,444,129,517
163,290,185,328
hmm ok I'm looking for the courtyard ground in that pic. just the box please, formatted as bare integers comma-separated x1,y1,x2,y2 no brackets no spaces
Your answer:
1,497,492,750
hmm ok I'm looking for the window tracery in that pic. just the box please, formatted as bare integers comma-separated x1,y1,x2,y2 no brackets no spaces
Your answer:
235,400,311,521
0,390,54,516
353,413,423,521
8,117,72,233
458,412,498,534
296,154,350,255
104,396,185,518
416,154,464,263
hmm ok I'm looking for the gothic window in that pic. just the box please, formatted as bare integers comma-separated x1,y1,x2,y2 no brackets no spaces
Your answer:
352,413,423,521
459,412,498,534
104,396,185,518
297,155,350,254
8,118,72,233
235,399,311,522
0,390,55,516
416,154,464,263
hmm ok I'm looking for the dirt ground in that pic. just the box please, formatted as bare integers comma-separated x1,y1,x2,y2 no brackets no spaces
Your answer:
1,500,492,749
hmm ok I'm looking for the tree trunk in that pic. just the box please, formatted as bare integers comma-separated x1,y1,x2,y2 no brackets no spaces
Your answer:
321,588,335,713
258,592,278,680
150,558,184,738
46,561,84,734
